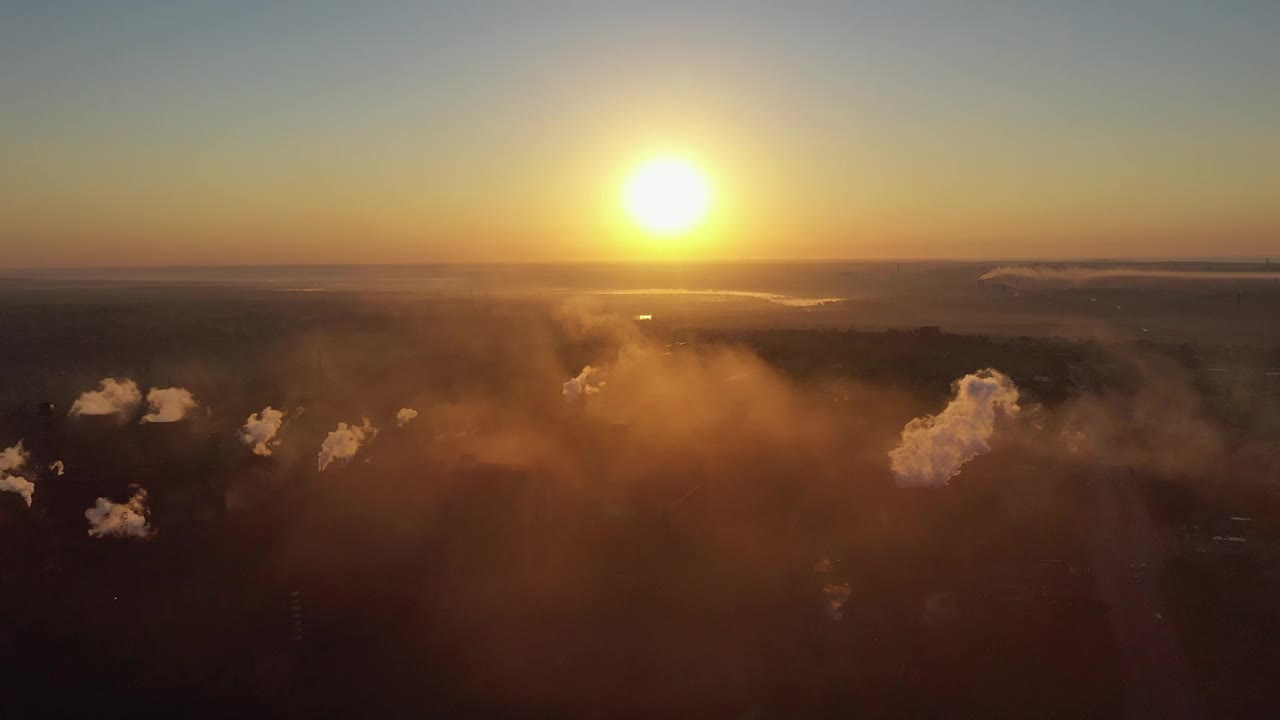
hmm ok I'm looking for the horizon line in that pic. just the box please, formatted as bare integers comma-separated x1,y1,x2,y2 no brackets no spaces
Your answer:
0,255,1275,272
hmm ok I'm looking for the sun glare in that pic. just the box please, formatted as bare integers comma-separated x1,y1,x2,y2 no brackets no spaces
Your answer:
622,157,712,236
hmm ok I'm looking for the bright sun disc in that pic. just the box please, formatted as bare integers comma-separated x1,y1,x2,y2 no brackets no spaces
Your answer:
623,157,711,236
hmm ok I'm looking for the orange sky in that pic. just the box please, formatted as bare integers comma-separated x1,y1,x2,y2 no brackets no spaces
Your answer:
2,4,1277,266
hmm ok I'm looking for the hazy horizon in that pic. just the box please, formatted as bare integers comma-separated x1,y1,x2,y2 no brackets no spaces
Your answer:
2,255,1278,273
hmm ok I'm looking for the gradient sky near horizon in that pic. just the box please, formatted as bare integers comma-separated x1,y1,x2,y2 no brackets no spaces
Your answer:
2,1,1278,266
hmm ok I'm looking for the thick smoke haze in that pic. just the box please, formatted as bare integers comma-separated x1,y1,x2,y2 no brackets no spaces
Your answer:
85,487,153,539
140,387,199,423
69,378,141,417
1053,352,1226,476
7,290,1280,718
6,280,1280,718
318,420,377,471
395,407,419,427
241,406,286,456
889,370,1021,488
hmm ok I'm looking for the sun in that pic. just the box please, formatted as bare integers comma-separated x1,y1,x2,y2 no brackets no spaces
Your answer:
622,156,712,236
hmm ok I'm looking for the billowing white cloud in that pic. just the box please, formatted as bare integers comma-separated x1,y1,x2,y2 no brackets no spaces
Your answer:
0,441,34,507
240,406,286,456
562,365,604,399
0,441,27,474
318,419,377,472
85,488,153,539
889,369,1020,488
70,378,141,417
0,474,34,507
395,407,419,427
141,387,198,423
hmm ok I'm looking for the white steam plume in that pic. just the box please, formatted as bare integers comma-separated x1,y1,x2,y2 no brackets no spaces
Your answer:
562,365,605,399
396,407,419,427
0,441,34,507
318,419,377,472
49,460,65,477
240,407,286,456
889,369,1020,488
0,475,34,507
0,441,28,474
86,487,153,539
70,378,142,417
140,387,198,423
981,265,1280,283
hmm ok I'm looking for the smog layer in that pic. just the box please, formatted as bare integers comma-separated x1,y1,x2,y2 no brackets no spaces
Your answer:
2,261,1279,718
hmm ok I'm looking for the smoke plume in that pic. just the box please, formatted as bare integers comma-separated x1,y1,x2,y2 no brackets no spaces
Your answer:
562,365,604,399
823,582,852,621
0,441,27,474
0,441,34,507
49,460,65,476
140,387,199,423
85,487,153,539
981,265,1280,283
0,474,34,507
889,369,1021,488
240,407,286,456
318,419,377,471
396,407,419,427
69,378,142,417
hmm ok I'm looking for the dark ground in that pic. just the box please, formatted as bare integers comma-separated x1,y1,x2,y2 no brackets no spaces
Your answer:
1,272,1278,718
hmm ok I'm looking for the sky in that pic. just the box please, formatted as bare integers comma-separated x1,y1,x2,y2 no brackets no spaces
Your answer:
2,1,1278,266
